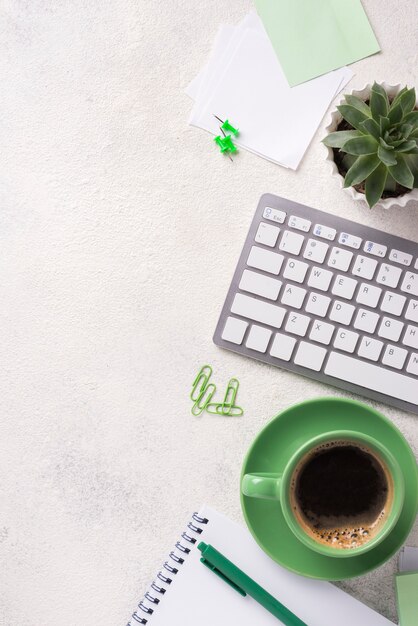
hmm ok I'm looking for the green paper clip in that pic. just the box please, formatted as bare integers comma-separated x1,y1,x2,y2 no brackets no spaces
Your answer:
190,365,212,402
192,383,216,416
206,402,243,417
221,119,239,136
221,378,239,415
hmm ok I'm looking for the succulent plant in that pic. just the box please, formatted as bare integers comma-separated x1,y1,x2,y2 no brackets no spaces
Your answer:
323,82,418,208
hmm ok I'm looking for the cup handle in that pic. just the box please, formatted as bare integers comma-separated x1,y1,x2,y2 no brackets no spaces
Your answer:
241,473,282,500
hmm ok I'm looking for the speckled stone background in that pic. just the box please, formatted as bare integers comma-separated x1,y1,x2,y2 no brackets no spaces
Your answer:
1,1,417,624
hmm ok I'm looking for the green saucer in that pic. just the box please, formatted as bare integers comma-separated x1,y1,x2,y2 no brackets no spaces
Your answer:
240,397,418,581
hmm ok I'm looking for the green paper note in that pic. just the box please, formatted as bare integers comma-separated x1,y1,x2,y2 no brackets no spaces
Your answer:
254,0,380,86
396,571,418,626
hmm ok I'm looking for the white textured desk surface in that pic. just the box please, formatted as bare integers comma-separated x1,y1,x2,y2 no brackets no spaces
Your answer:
1,1,417,624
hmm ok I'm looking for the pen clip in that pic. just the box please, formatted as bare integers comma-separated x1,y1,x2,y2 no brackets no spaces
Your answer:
200,557,246,597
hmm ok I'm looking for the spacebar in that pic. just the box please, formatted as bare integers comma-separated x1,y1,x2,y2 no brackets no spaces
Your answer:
325,352,418,406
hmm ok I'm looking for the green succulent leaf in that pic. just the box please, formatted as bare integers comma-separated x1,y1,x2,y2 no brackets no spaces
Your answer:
400,88,416,115
360,118,380,139
344,95,372,117
343,136,378,155
378,145,397,166
380,116,390,135
337,105,369,131
388,102,404,125
407,154,418,185
396,139,417,153
390,86,408,109
399,124,413,138
344,154,380,187
379,137,394,150
322,130,364,148
365,163,388,208
388,155,414,189
370,83,389,120
403,111,418,129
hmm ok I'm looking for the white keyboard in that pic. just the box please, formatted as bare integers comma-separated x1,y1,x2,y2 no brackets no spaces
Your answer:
213,194,418,415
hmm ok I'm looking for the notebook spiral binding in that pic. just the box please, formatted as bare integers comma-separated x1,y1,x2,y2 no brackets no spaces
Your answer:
127,513,209,625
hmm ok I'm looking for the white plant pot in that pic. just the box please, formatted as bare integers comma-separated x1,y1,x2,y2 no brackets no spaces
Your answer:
324,82,418,210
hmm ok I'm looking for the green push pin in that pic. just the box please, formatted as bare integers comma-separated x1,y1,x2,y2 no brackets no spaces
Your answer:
214,135,237,154
221,119,239,136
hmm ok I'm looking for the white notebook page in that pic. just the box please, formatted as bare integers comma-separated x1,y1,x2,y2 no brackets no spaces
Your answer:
140,505,394,626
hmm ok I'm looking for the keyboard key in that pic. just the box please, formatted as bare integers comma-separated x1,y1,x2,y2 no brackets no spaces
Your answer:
313,224,336,241
333,328,359,353
382,344,408,370
325,353,418,405
305,292,331,318
294,342,327,371
281,284,306,309
231,293,286,328
289,215,311,232
376,263,402,288
307,266,333,291
270,333,296,361
378,316,404,342
415,259,418,270
364,241,387,258
283,258,309,283
406,353,418,376
331,275,358,299
245,325,272,353
285,312,310,336
329,300,355,325
279,230,304,255
403,324,418,349
309,320,335,345
356,283,382,308
239,270,282,300
255,222,280,247
405,299,418,322
380,291,406,316
400,272,418,296
352,255,378,280
263,207,286,224
354,308,380,334
303,238,329,263
389,249,412,266
357,337,383,361
327,247,353,271
247,246,284,275
221,317,248,344
338,232,362,249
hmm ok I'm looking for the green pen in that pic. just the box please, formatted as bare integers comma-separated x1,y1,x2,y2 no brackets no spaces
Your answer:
198,542,307,626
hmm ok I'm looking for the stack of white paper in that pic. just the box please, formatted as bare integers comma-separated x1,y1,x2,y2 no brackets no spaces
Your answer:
186,12,353,170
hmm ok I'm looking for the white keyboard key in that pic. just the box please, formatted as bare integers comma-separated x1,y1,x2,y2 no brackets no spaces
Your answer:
389,249,412,266
305,292,331,318
357,337,383,361
382,344,408,370
338,232,362,249
405,299,418,323
285,312,310,337
247,246,284,275
245,325,272,353
356,283,382,308
378,316,404,342
363,241,387,258
263,207,286,224
281,284,306,309
403,324,418,349
288,215,311,232
325,353,418,405
239,270,282,300
333,328,359,353
313,224,336,241
307,266,333,291
279,230,304,255
400,272,418,296
406,353,418,376
327,247,353,271
380,291,406,316
354,308,380,334
270,333,296,361
376,263,402,288
294,341,327,371
309,320,335,345
255,222,280,247
331,275,358,299
303,238,329,263
283,258,309,283
329,300,355,325
221,317,248,344
231,294,286,329
352,255,378,280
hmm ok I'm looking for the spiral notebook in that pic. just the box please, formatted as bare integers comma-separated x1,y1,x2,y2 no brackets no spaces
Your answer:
126,505,394,625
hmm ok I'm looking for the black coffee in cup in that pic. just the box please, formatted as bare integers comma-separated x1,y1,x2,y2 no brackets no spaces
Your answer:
290,440,392,549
